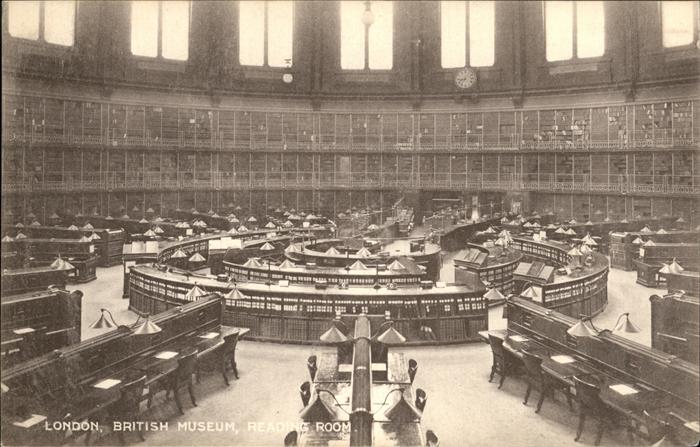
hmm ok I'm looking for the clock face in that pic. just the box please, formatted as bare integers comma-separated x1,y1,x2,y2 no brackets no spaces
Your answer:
455,68,477,89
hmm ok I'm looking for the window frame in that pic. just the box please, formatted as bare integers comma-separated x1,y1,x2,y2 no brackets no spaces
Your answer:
130,0,191,62
439,0,496,69
339,0,395,72
659,1,699,50
6,0,77,48
238,0,295,68
543,1,606,63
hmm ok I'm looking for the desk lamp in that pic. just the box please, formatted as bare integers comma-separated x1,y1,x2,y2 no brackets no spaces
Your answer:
567,313,640,337
612,313,641,333
89,308,162,334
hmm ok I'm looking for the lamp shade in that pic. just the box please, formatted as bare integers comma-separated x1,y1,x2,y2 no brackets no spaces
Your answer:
566,319,598,337
613,313,640,333
89,309,117,329
132,316,162,335
319,326,349,343
376,325,407,344
484,287,505,302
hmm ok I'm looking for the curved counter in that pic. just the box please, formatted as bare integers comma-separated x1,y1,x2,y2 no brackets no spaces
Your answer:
510,237,609,318
223,256,426,285
284,238,443,280
128,264,488,344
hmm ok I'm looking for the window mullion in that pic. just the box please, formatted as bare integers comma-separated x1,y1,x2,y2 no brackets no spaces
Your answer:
465,1,470,67
264,1,269,67
39,1,46,42
158,1,164,58
572,3,577,59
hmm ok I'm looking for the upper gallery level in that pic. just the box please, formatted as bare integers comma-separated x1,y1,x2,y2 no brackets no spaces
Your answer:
2,1,699,100
2,90,699,154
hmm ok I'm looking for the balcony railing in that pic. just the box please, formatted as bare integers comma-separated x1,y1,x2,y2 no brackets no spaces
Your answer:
4,128,699,153
4,171,699,196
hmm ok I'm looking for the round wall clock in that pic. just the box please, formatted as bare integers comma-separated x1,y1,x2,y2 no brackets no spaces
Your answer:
454,67,477,89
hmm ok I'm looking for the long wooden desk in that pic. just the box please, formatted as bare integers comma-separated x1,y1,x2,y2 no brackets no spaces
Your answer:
1,295,249,445
479,328,699,445
299,317,424,447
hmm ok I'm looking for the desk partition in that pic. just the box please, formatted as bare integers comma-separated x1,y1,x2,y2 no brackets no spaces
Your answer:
506,297,699,423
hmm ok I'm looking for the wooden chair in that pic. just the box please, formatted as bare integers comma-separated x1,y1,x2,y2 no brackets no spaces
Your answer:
299,382,311,407
284,430,299,446
487,334,514,389
521,349,572,413
408,359,418,384
221,333,240,385
573,376,616,446
415,388,427,412
86,375,147,445
307,355,317,381
425,430,440,447
167,351,198,415
640,410,669,444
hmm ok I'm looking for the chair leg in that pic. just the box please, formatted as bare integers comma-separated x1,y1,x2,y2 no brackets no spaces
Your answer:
118,430,126,446
84,430,92,446
138,424,145,442
535,389,546,413
498,371,506,389
188,383,197,406
222,358,230,386
594,419,605,446
575,412,586,442
566,391,573,410
231,359,239,379
523,383,532,405
489,363,495,382
173,386,184,415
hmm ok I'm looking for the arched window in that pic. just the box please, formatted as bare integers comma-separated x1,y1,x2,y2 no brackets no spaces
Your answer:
131,1,190,61
239,1,294,67
340,1,393,70
545,1,604,62
661,1,698,48
441,1,495,68
8,0,76,46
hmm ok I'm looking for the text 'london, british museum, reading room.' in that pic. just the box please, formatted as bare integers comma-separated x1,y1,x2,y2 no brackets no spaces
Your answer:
1,1,699,447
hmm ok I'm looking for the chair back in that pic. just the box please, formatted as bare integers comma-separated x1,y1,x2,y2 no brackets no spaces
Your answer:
425,430,440,447
284,430,298,446
488,334,505,361
177,351,198,381
573,376,602,410
642,410,668,443
415,388,427,411
223,333,239,356
408,358,418,383
118,375,147,413
521,349,543,380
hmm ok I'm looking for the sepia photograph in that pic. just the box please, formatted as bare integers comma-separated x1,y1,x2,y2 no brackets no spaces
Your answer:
1,1,699,446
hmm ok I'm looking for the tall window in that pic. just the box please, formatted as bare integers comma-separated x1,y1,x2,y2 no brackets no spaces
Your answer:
7,1,75,46
340,1,393,70
441,1,495,68
239,1,294,67
131,1,190,61
661,1,697,48
545,1,604,62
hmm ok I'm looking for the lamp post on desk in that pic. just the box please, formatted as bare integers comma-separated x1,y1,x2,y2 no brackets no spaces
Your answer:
89,308,162,334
